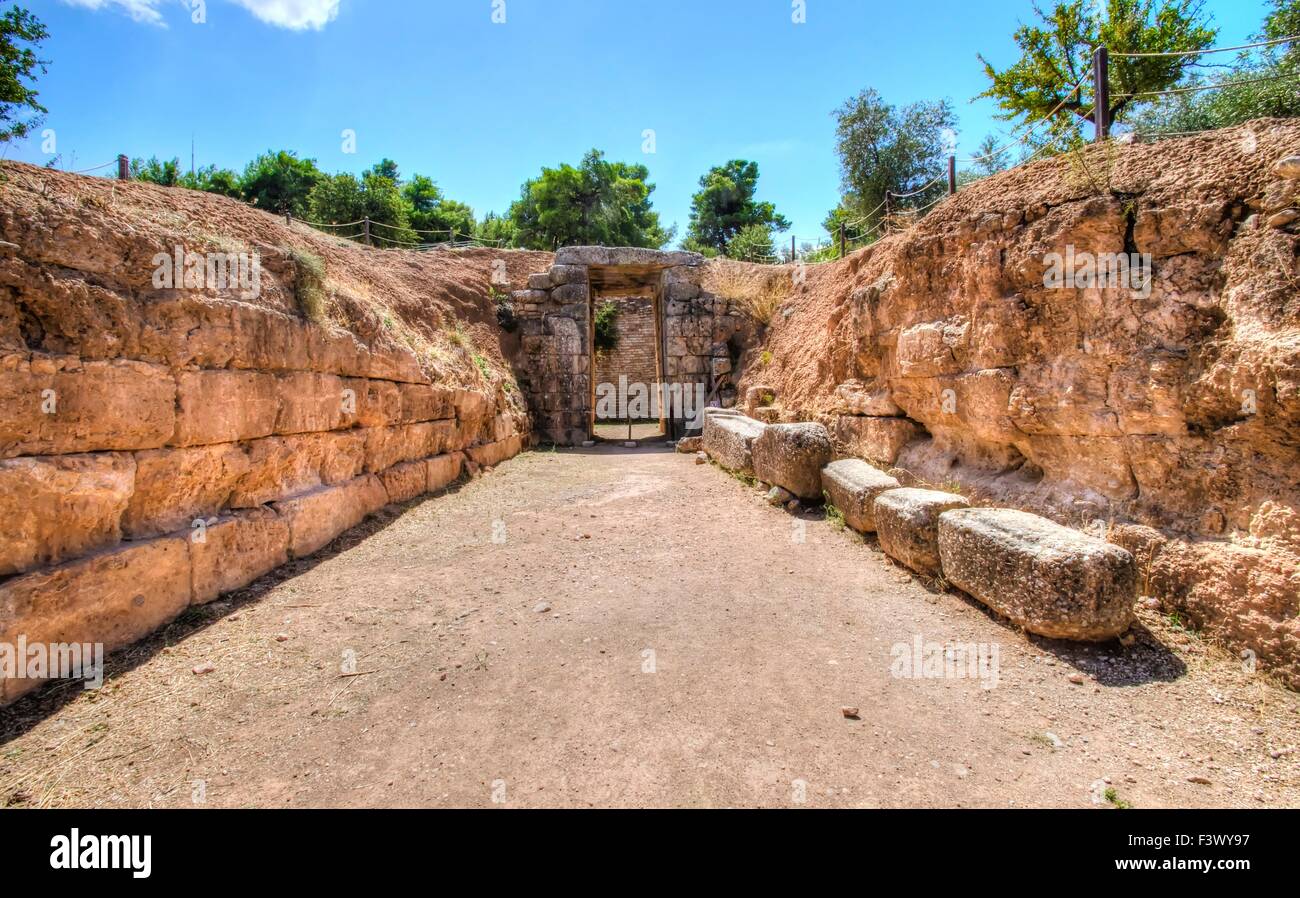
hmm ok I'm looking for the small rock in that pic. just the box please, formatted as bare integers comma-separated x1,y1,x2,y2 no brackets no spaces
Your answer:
1068,673,1085,685
765,485,794,507
694,451,708,465
581,440,595,448
274,633,290,642
533,602,551,614
1273,155,1300,179
623,441,637,449
1187,775,1213,786
192,662,215,675
841,706,861,720
1266,209,1299,229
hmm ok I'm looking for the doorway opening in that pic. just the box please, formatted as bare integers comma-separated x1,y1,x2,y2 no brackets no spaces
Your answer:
588,265,666,443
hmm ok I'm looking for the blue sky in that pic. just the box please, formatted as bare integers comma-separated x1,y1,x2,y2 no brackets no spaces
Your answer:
13,0,1273,244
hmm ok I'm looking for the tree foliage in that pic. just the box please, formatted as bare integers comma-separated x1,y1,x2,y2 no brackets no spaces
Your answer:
724,223,777,263
978,0,1216,137
508,149,671,250
0,5,46,143
684,160,789,253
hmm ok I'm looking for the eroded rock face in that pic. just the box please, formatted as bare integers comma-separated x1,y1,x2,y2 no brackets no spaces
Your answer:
741,121,1300,683
938,508,1137,640
821,459,900,533
703,413,766,475
874,488,970,576
752,423,833,500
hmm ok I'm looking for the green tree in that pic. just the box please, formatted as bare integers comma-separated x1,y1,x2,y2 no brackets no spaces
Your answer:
241,150,323,218
179,164,243,198
308,170,416,246
684,160,789,253
831,88,956,232
475,211,518,247
725,224,776,262
0,5,47,143
978,0,1216,139
130,156,181,186
402,174,476,240
508,149,671,250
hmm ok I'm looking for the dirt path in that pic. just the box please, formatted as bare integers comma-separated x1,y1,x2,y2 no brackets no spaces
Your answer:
2,447,1297,808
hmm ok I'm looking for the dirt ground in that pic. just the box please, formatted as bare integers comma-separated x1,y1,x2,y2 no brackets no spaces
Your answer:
1,447,1297,809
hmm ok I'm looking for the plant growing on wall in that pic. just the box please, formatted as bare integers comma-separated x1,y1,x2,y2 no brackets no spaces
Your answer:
594,300,620,355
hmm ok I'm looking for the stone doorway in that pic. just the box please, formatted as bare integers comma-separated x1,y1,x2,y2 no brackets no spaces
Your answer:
510,247,748,446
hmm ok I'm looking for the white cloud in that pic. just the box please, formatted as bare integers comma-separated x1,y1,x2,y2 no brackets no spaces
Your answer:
229,0,341,30
60,0,167,26
61,0,344,31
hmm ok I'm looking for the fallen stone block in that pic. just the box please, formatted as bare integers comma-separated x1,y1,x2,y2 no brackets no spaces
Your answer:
0,537,192,704
938,507,1137,641
189,508,289,604
0,452,135,576
874,488,970,576
273,474,388,558
752,423,833,500
380,459,428,504
820,459,901,533
702,412,766,475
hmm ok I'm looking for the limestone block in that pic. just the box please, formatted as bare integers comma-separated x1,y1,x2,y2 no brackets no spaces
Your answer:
938,508,1137,640
874,488,970,576
752,423,834,500
426,452,465,492
273,474,388,558
466,434,524,468
174,369,278,447
189,508,289,604
831,415,920,464
274,372,349,434
702,412,766,475
0,538,192,704
125,444,251,539
399,383,456,424
0,453,135,576
381,459,428,503
821,459,901,533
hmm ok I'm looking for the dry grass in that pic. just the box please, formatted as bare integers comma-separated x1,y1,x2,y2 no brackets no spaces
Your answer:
703,260,790,326
287,247,327,323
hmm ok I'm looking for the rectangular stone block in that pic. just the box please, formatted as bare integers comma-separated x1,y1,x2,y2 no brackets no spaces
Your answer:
125,444,251,539
874,488,970,577
466,434,524,468
0,538,192,704
273,474,388,559
190,508,290,604
345,378,402,428
752,423,833,499
0,453,135,576
938,508,1137,640
275,372,349,435
380,460,428,504
174,369,278,447
0,357,176,457
426,453,464,492
399,383,455,424
702,412,766,476
821,459,901,533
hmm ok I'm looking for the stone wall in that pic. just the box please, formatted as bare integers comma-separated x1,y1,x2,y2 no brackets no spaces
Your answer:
511,247,750,444
0,298,526,704
594,296,658,402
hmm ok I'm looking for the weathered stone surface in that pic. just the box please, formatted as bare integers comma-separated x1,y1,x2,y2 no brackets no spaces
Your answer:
380,460,428,503
554,246,704,268
938,508,1137,640
426,452,464,492
273,474,387,559
703,413,766,475
0,453,135,576
189,508,289,604
830,415,920,465
0,538,191,703
399,383,455,424
0,356,175,457
821,459,901,533
174,369,278,447
125,444,251,539
830,380,902,417
745,385,776,412
345,377,402,427
752,423,833,500
874,488,970,576
274,372,350,434
1274,155,1300,179
466,434,524,468
676,436,702,453
362,425,422,473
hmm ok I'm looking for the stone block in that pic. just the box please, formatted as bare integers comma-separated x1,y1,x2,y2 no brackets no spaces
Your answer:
874,488,970,576
752,423,834,500
274,372,349,434
174,369,278,447
380,460,428,504
831,415,920,464
821,459,901,533
189,508,289,604
702,412,766,475
273,474,388,559
125,444,251,539
937,508,1137,640
426,452,465,492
